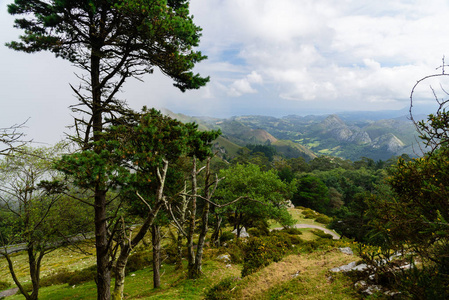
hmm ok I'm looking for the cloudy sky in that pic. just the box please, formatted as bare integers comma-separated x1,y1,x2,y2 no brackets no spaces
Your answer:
2,0,449,144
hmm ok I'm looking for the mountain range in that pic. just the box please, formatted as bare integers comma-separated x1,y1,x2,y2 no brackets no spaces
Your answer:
162,109,427,162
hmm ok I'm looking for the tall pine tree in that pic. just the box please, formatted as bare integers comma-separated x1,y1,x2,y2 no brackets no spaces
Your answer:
7,1,208,299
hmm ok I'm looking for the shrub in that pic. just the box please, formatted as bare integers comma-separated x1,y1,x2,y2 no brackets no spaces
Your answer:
126,249,153,274
242,235,291,277
40,268,73,287
0,280,11,291
302,209,317,219
396,265,449,299
247,227,267,237
281,227,303,235
311,229,333,239
67,265,97,286
204,276,239,300
220,231,235,244
315,214,332,224
272,230,302,245
223,241,244,264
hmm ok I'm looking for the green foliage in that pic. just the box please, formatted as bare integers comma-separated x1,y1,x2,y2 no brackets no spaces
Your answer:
39,269,74,288
246,144,277,161
292,175,329,213
204,276,239,300
301,208,318,219
225,242,244,264
7,0,209,92
281,227,303,235
38,266,97,287
363,102,449,297
397,264,449,299
311,230,333,239
247,227,267,237
241,234,292,277
57,109,220,195
0,279,11,291
314,214,332,224
67,265,97,286
219,231,235,244
126,249,153,274
215,164,295,236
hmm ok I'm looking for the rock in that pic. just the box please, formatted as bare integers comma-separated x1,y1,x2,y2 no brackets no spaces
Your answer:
329,261,368,273
352,263,369,272
232,227,250,238
339,247,354,255
291,270,300,278
283,199,295,209
363,285,382,295
330,261,357,272
216,254,231,263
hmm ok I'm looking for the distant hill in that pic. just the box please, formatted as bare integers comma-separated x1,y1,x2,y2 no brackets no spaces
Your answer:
162,109,425,161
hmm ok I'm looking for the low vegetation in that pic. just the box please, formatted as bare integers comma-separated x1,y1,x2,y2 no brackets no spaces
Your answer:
0,208,363,299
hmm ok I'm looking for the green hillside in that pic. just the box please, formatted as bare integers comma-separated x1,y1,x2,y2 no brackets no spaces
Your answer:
160,109,423,161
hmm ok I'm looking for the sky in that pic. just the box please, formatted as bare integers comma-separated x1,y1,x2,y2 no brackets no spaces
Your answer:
2,0,449,144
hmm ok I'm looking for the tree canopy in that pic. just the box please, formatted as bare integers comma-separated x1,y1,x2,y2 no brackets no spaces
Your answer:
7,1,210,298
215,164,295,237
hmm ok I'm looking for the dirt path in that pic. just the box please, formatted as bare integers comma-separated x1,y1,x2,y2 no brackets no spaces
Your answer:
0,287,18,298
272,224,340,240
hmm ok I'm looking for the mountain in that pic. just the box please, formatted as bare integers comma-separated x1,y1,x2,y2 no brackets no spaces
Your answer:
162,109,424,161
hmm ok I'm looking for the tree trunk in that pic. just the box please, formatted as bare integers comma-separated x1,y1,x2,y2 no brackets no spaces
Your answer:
112,162,168,298
236,213,243,239
94,189,111,300
175,229,184,270
211,214,222,247
192,201,209,278
192,158,211,278
3,252,29,300
112,246,130,300
90,35,112,299
28,247,39,300
187,158,197,278
152,224,161,288
175,182,188,270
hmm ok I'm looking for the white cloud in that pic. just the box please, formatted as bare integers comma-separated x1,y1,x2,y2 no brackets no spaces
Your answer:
4,0,449,143
191,0,449,111
227,71,263,97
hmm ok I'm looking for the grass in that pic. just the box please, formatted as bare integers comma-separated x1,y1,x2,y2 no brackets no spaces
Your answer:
4,255,241,300
269,208,329,229
1,209,357,299
0,242,96,287
232,249,358,300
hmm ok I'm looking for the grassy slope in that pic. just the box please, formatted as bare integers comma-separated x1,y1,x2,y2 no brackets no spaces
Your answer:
233,250,358,300
1,209,358,300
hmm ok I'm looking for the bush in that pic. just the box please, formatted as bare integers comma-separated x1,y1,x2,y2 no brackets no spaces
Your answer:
302,209,317,219
281,227,303,235
126,249,153,274
242,235,291,277
0,280,11,291
204,276,239,300
222,241,244,264
272,230,302,245
314,214,332,224
247,227,268,237
67,265,97,286
40,269,73,287
220,231,235,244
311,229,333,239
